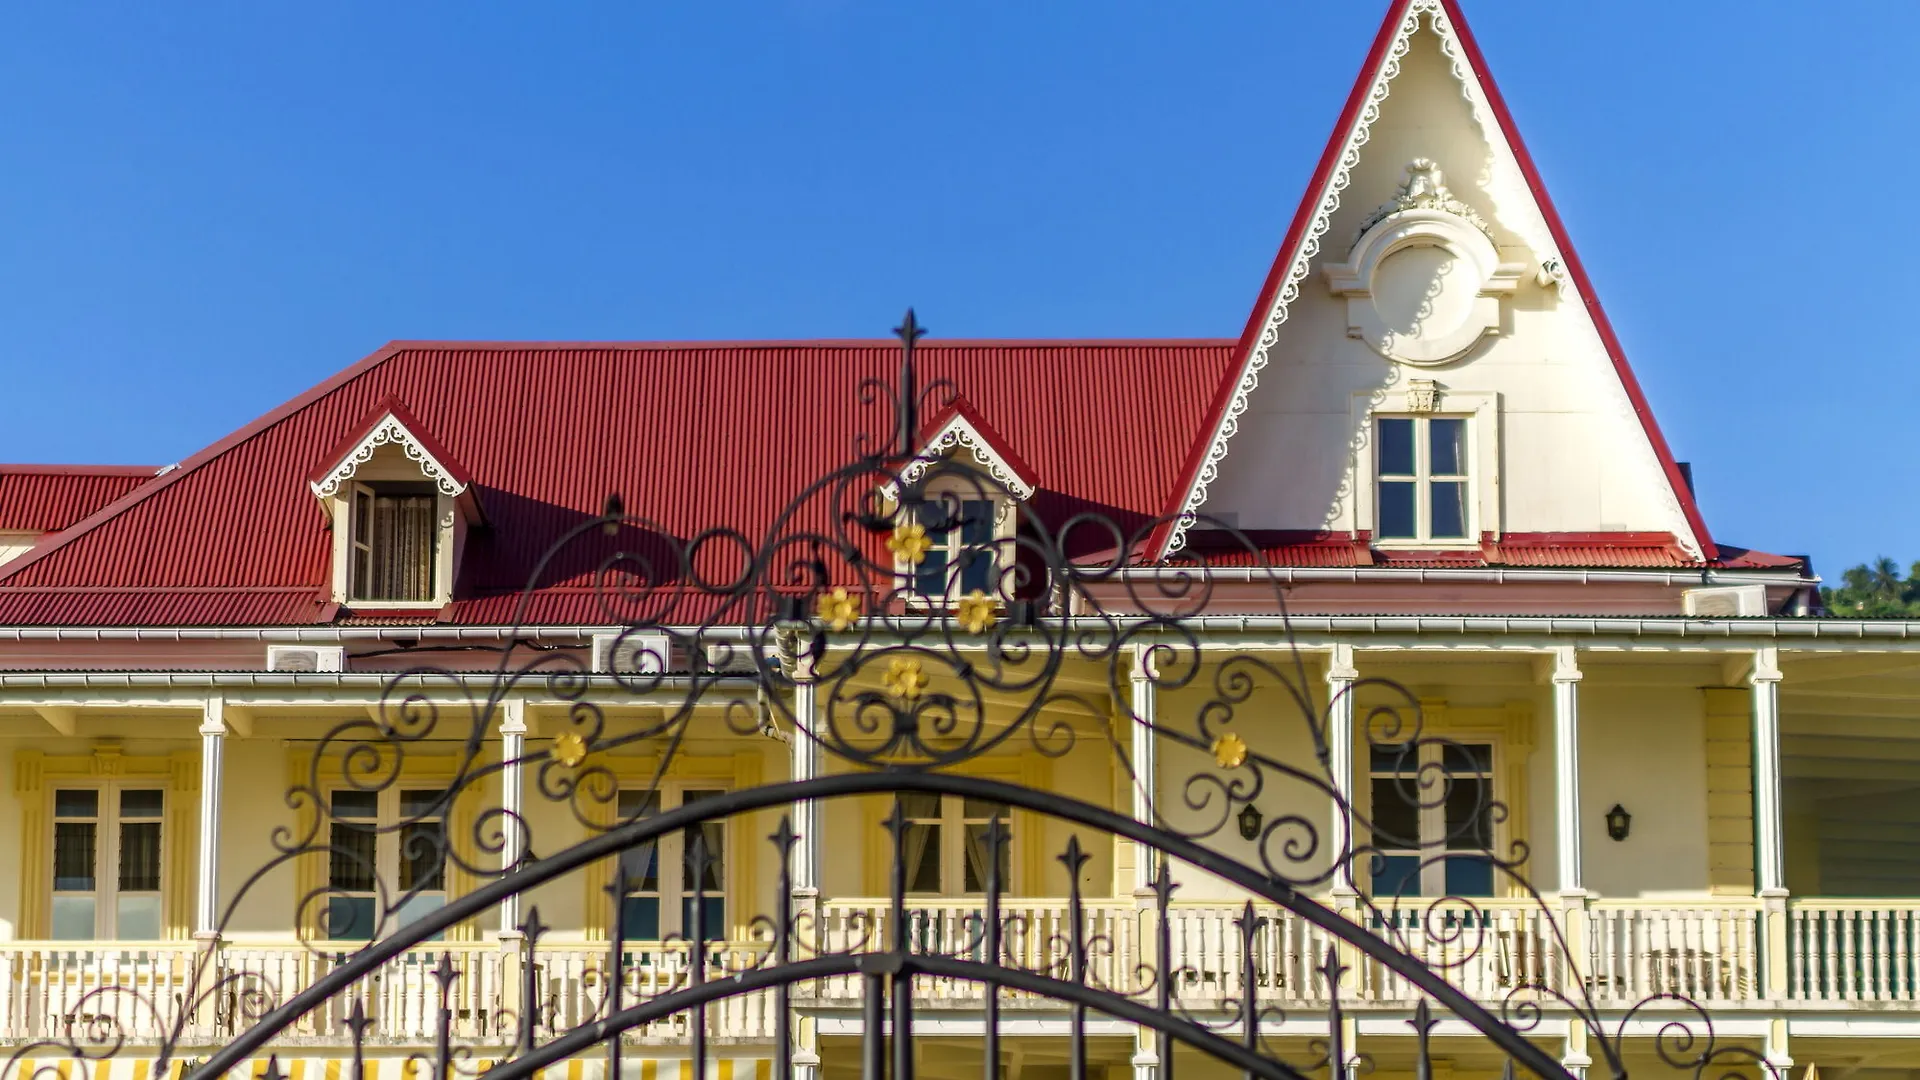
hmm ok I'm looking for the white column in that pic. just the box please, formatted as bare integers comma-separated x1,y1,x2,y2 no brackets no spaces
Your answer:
791,672,821,896
196,697,227,939
1129,644,1158,894
1551,647,1584,896
1751,647,1786,895
499,698,527,934
1325,645,1358,897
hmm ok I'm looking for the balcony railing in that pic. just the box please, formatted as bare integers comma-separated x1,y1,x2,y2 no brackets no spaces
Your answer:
14,897,1920,1041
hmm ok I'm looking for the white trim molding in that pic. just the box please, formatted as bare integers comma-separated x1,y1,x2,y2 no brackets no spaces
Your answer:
894,412,1035,500
310,413,468,500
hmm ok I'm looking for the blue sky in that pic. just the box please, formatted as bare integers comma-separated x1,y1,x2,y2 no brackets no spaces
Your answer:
1,2,1912,578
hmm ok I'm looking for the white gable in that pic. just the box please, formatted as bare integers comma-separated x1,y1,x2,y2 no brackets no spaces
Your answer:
1171,0,1705,558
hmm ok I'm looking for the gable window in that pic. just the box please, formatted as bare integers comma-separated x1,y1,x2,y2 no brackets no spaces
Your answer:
348,482,439,603
1368,742,1494,898
1376,416,1470,543
900,793,1012,897
617,786,726,941
327,788,447,940
51,786,164,940
911,499,997,601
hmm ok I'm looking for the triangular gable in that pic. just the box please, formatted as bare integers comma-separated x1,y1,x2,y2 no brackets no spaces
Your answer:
1151,0,1715,563
308,397,473,499
895,397,1040,500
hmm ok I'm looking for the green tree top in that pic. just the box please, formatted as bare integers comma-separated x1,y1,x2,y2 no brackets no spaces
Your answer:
1821,556,1920,617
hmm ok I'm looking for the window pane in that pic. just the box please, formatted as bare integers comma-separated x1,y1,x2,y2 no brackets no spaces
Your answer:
1368,778,1420,849
962,823,1011,894
116,894,162,940
395,893,445,942
119,821,162,891
680,790,725,893
958,502,995,594
915,548,949,598
1429,480,1468,540
400,789,446,818
51,895,97,940
962,798,1009,822
903,822,941,893
1378,481,1417,540
1443,776,1493,851
327,895,376,941
1371,854,1420,899
1377,418,1415,476
617,789,661,820
54,821,96,890
331,790,378,820
55,790,99,819
957,547,993,595
1442,743,1492,773
900,793,940,820
1369,744,1415,773
682,896,726,940
622,896,661,941
1428,418,1466,476
120,789,164,819
329,821,377,891
1443,855,1494,898
399,821,447,890
362,493,437,602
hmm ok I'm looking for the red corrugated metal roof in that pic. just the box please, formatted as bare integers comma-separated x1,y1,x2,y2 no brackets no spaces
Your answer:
0,341,1236,626
1180,531,1804,572
0,465,157,533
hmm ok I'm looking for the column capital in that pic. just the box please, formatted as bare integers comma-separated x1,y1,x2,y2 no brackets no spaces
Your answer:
199,696,228,737
1750,646,1783,684
1130,641,1161,682
1326,643,1358,683
498,697,528,736
1550,646,1582,684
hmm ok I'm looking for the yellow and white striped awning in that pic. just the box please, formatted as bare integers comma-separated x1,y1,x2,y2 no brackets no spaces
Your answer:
6,1059,772,1080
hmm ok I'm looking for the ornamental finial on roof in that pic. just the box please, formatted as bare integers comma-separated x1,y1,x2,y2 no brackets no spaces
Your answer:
1355,157,1493,240
893,308,927,458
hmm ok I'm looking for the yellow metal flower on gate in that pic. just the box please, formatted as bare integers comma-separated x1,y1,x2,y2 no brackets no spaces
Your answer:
551,731,588,768
1211,732,1248,769
955,591,997,634
887,522,933,566
884,657,929,702
816,586,861,631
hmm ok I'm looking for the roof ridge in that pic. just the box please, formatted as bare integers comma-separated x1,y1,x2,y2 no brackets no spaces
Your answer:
379,338,1238,352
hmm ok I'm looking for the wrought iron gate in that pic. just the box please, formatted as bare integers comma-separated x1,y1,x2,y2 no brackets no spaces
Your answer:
6,314,1765,1080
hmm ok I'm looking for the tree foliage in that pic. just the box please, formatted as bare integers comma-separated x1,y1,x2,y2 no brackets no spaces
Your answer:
1821,556,1920,617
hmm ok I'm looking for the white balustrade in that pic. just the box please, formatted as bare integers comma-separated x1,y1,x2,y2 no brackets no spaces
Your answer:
1789,901,1920,1002
1584,903,1759,1004
1360,903,1563,1003
0,943,206,1043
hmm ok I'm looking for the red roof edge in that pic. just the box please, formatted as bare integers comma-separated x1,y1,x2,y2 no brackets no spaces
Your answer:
0,341,411,586
307,395,476,491
915,397,1042,493
1147,0,1417,561
0,464,159,477
1437,0,1716,561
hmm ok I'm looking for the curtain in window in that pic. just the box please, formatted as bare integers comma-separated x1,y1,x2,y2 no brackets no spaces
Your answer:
368,495,436,601
902,822,938,893
962,824,992,894
118,821,162,891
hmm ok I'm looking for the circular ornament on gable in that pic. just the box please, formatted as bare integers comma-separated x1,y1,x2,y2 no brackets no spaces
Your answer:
1322,160,1526,368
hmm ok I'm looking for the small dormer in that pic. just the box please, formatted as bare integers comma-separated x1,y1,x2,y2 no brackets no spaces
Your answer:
309,400,479,611
888,400,1038,606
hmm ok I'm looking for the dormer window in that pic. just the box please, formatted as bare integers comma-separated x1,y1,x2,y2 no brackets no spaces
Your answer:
349,482,439,603
310,400,478,611
1376,415,1471,544
888,399,1038,607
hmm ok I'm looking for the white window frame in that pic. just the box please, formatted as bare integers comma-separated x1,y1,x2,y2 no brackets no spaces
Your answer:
1374,414,1474,545
895,485,1017,609
900,793,1013,898
1364,740,1498,898
1346,389,1501,545
615,782,729,941
50,782,166,941
325,785,450,940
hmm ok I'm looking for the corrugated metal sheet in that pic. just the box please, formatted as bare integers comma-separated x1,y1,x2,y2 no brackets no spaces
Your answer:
1183,530,1800,572
0,465,156,532
0,342,1237,625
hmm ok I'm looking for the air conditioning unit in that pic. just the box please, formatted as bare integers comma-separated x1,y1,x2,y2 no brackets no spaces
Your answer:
1682,585,1767,618
266,644,346,672
702,640,763,674
591,632,673,676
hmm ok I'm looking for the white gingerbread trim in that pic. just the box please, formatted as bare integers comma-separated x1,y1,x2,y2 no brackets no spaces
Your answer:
1163,0,1424,558
309,413,468,500
894,413,1035,500
1163,0,1702,562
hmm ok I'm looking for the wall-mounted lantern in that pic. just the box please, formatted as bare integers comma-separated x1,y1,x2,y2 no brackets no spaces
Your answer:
1238,803,1264,841
1605,803,1632,842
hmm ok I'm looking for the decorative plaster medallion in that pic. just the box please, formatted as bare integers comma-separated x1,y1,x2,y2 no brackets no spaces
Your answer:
1405,378,1438,413
1323,159,1525,368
